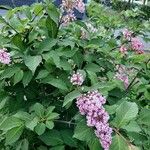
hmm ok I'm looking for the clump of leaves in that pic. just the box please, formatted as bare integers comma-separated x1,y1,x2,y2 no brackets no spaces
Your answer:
0,0,150,150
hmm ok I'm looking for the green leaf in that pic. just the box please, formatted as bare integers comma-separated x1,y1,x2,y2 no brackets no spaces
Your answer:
38,39,57,53
60,130,77,147
113,101,139,128
5,125,24,145
87,70,98,85
25,117,38,131
47,113,59,120
45,106,55,117
50,145,65,150
46,16,58,38
85,63,100,73
46,121,54,130
0,66,20,79
0,97,8,110
35,123,46,135
33,103,45,118
73,119,96,142
0,117,23,131
46,78,68,91
39,130,63,146
138,108,150,126
122,121,141,133
88,138,102,150
47,4,60,25
24,55,42,74
63,90,81,107
110,134,128,150
22,70,32,87
14,69,24,85
12,34,26,50
36,70,49,79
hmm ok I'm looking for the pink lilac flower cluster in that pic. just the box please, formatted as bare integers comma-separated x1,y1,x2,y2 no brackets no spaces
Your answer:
131,37,144,54
70,72,84,86
123,29,132,41
76,91,112,150
120,29,144,54
0,48,11,64
115,65,129,89
61,0,85,25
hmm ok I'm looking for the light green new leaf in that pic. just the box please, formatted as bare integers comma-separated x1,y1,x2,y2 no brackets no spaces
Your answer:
24,55,42,74
5,125,24,145
113,101,138,128
46,121,54,130
35,123,46,135
63,90,81,107
47,113,59,120
33,103,45,118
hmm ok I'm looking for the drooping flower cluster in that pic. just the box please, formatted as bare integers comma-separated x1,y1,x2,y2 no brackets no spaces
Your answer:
120,29,144,54
115,65,129,89
76,91,112,150
61,0,85,25
0,48,11,64
70,72,84,86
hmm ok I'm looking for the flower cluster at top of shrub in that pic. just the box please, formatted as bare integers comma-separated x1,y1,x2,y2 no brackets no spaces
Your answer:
120,29,144,54
61,0,85,25
70,72,112,150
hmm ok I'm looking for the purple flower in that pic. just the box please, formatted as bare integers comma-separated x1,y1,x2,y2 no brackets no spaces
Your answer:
123,29,132,41
76,91,112,150
131,37,144,54
0,48,11,64
70,72,84,86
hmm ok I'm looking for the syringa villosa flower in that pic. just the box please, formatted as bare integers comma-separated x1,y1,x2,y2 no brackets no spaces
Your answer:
0,48,11,64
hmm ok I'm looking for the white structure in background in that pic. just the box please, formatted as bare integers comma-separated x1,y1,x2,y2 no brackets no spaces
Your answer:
123,0,148,5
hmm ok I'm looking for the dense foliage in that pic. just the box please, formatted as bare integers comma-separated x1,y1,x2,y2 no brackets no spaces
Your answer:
0,0,150,150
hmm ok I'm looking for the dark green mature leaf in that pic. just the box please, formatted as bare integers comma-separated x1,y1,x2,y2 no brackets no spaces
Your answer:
60,130,77,147
46,78,68,91
138,108,150,126
112,101,138,128
38,39,57,53
46,16,58,38
88,139,102,150
110,134,128,150
39,130,63,146
63,90,81,107
22,70,33,87
47,4,60,25
0,66,20,79
14,69,24,85
73,119,96,142
24,55,42,74
0,117,23,131
12,34,26,51
50,145,65,150
5,125,24,145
